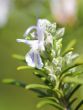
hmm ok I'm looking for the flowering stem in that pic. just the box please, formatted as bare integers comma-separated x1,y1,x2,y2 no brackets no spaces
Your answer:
13,19,83,110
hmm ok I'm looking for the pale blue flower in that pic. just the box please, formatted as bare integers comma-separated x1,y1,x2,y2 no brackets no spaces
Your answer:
16,39,43,69
16,19,52,69
25,49,43,69
24,19,54,48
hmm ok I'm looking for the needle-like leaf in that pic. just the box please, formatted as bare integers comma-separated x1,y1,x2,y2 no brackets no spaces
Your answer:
75,100,83,110
37,99,64,110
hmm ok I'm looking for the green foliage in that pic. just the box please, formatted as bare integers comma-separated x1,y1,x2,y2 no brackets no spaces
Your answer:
17,65,34,70
25,84,50,90
37,99,64,110
75,100,83,110
63,76,83,84
12,54,25,61
62,39,76,55
3,19,83,110
2,79,26,88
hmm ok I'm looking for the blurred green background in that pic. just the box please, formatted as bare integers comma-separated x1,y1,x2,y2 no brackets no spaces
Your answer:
0,0,83,110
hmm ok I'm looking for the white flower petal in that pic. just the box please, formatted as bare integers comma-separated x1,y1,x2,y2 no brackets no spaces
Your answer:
37,19,51,41
24,26,37,38
38,41,45,51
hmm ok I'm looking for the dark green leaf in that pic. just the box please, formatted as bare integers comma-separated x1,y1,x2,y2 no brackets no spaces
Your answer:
75,100,83,110
67,85,81,100
33,72,50,85
33,72,46,79
68,98,77,107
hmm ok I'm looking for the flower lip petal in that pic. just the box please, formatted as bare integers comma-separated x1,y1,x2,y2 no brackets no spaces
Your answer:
25,50,35,67
23,26,37,38
36,51,43,69
25,49,43,69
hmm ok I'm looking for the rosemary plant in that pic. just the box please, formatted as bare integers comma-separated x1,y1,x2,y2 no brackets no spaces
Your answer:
3,19,83,110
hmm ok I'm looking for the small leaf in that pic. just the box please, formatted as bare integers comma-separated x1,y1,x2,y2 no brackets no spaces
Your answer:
2,79,15,84
67,85,81,100
30,88,47,97
75,100,83,110
33,72,48,83
68,98,77,107
62,48,74,56
63,76,83,84
56,28,65,37
17,65,34,70
2,79,26,88
12,54,25,61
25,84,50,90
33,72,45,78
63,39,76,53
43,97,59,104
37,100,64,110
2,79,49,97
60,72,83,85
60,63,83,78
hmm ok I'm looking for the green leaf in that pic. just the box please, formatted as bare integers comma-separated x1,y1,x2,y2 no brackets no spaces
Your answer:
75,100,83,110
68,98,77,107
33,72,49,83
29,88,47,97
67,85,81,100
43,97,59,104
2,79,26,88
17,65,34,70
60,72,83,85
60,63,83,78
63,39,76,53
63,76,83,84
17,66,45,71
33,72,45,79
25,84,50,90
12,54,25,61
2,79,15,84
37,99,64,110
2,79,48,96
62,48,74,56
